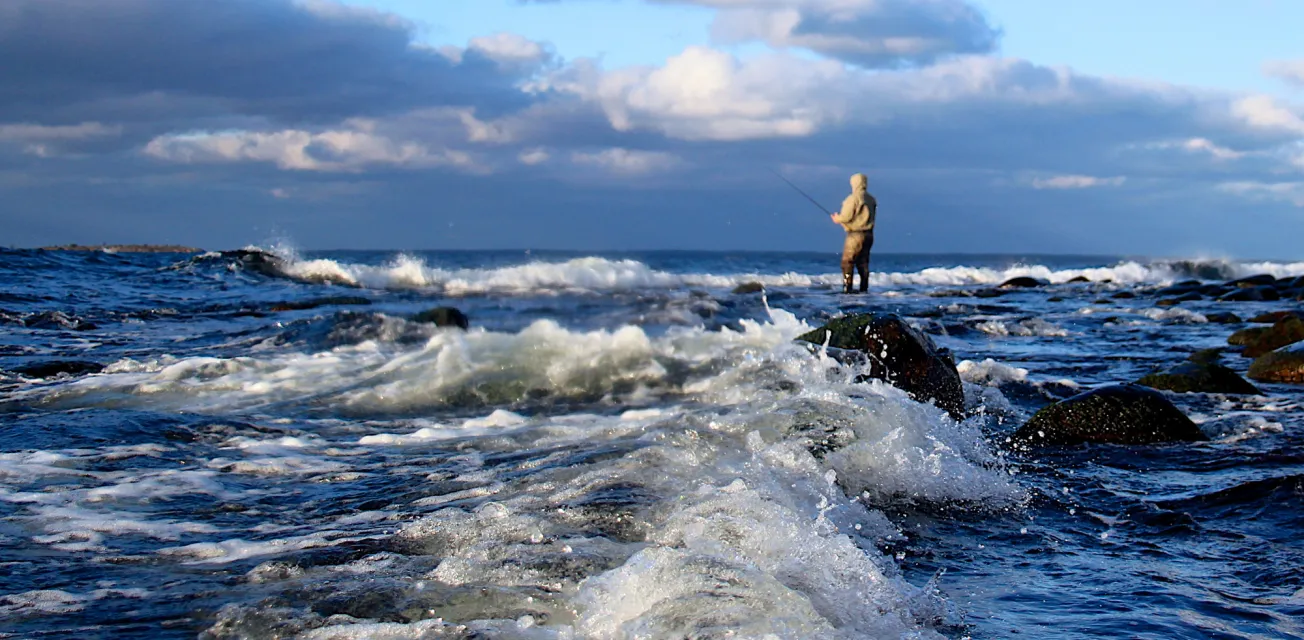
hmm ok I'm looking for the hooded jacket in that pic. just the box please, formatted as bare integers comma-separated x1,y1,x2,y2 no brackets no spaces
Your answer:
833,173,876,233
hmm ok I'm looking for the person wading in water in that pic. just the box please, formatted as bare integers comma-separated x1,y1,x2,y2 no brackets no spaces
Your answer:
830,173,877,294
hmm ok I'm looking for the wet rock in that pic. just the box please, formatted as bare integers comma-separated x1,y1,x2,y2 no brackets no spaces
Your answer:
1093,299,1114,305
10,360,105,378
23,311,96,331
411,307,469,330
1000,277,1049,289
1278,276,1304,290
1205,312,1242,324
1047,296,1065,302
1157,292,1203,307
1067,276,1092,283
1011,384,1208,446
1228,326,1270,347
1249,310,1302,324
1227,274,1278,289
1157,281,1203,297
1239,316,1304,358
1248,343,1304,384
1111,291,1137,299
974,289,1007,298
795,313,965,420
1218,287,1279,302
221,249,288,278
1136,355,1260,395
269,296,372,312
731,282,765,294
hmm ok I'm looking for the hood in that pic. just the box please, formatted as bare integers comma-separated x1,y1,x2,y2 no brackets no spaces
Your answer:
850,173,867,192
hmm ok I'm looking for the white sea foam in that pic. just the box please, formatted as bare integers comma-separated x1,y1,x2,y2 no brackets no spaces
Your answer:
0,588,150,618
958,359,1031,386
252,247,1304,295
975,318,1071,337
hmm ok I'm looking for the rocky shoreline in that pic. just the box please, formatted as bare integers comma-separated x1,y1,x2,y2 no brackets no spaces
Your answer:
37,243,204,253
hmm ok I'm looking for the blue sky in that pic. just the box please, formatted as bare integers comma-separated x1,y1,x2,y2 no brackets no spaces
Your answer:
2,0,1303,257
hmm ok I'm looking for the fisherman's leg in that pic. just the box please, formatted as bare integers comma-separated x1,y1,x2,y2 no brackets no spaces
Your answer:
840,234,860,294
856,232,873,292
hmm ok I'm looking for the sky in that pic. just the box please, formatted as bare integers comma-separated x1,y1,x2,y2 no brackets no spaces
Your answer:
2,0,1303,258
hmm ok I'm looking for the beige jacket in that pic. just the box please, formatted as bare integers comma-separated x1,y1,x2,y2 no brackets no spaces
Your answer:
833,173,876,232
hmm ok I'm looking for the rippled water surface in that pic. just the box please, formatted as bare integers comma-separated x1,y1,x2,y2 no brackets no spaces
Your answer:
1,247,1302,639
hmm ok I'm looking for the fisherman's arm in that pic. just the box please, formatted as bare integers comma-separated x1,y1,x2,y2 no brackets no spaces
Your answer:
831,196,856,224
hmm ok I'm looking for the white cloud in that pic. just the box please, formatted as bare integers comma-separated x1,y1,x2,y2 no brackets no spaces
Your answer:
536,46,849,140
571,148,682,174
143,127,475,172
1264,59,1304,89
468,32,550,66
517,148,551,165
1029,174,1126,189
1219,181,1304,207
1231,95,1304,135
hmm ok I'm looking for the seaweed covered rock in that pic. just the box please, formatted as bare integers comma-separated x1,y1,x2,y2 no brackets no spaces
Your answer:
1239,316,1304,358
1205,312,1242,324
1011,384,1208,446
1248,343,1304,385
795,313,965,420
1136,354,1259,395
411,307,469,330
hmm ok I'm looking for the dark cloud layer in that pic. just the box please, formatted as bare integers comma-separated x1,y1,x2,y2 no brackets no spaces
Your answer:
0,0,532,126
0,0,1302,257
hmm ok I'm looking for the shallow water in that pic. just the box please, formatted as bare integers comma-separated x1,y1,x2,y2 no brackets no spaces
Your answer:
1,247,1302,639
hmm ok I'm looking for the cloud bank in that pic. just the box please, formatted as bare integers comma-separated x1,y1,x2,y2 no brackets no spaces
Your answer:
1,0,1303,256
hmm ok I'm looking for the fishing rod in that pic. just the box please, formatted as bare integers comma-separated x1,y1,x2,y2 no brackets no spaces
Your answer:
769,168,830,215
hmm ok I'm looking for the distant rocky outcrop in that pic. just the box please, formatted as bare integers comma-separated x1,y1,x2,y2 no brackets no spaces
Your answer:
40,244,203,253
1012,384,1208,446
795,313,965,420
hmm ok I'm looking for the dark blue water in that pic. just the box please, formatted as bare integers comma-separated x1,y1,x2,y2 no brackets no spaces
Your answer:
1,247,1302,639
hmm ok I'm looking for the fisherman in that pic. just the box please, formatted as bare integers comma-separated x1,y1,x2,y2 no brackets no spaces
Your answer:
830,173,877,294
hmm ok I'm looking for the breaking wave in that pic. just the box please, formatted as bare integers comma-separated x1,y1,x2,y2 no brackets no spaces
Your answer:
230,247,1304,295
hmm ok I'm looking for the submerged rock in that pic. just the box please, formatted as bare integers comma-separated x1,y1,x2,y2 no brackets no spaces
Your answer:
269,296,372,312
1248,343,1304,384
10,360,105,378
795,313,965,420
411,307,469,330
1136,355,1260,395
1011,384,1208,446
23,311,96,331
1000,277,1049,289
1249,310,1302,324
1239,316,1304,358
1157,292,1203,307
1205,312,1242,324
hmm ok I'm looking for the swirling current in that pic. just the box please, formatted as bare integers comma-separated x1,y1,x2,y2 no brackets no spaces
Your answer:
1,247,1303,639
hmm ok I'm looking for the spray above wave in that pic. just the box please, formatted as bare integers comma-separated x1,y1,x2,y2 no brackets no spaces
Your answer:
217,247,1304,295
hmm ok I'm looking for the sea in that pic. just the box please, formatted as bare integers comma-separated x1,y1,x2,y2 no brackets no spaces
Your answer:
1,247,1303,639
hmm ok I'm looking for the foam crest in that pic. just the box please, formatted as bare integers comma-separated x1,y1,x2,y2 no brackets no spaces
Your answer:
33,310,811,416
975,318,1071,337
958,359,1030,386
243,246,1304,297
